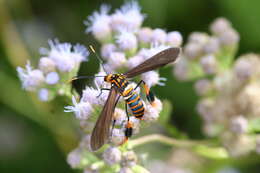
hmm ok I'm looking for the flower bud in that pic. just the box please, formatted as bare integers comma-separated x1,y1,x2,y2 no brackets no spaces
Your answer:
219,28,239,46
210,17,231,35
194,79,212,96
230,115,248,134
103,147,122,165
101,44,117,60
137,27,153,45
38,88,53,102
45,71,60,85
166,31,183,47
151,29,167,44
38,57,56,73
200,54,217,74
203,37,220,54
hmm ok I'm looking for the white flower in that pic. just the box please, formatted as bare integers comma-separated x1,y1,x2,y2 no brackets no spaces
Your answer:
94,70,106,87
45,71,59,85
219,28,239,46
194,79,212,96
71,44,90,63
111,1,145,31
38,57,56,73
82,87,108,105
113,108,127,126
110,128,125,146
67,148,82,168
151,29,167,44
138,45,170,60
141,71,166,87
203,37,220,54
38,88,50,101
64,96,93,120
121,151,138,167
200,54,217,74
127,55,144,69
107,51,127,70
79,135,91,151
116,30,137,52
197,98,214,122
101,43,117,60
103,147,122,165
210,17,232,35
166,31,183,47
137,27,153,44
188,32,209,45
17,61,45,91
151,97,162,112
143,103,160,122
184,42,203,59
233,57,253,81
173,56,189,81
230,115,248,134
40,40,89,72
84,4,112,42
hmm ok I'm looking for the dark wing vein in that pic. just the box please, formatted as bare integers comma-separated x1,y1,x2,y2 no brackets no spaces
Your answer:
90,87,118,151
124,47,180,78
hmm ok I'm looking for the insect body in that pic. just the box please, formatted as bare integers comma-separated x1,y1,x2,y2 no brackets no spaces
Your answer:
104,74,148,119
103,73,154,144
88,47,181,151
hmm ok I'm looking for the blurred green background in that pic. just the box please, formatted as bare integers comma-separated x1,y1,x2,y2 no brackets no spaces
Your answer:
1,0,260,172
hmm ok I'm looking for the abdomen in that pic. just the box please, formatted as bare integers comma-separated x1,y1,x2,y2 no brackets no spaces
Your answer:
125,92,144,119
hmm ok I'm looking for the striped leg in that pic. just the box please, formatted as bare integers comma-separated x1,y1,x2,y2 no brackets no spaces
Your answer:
122,102,133,144
134,80,155,104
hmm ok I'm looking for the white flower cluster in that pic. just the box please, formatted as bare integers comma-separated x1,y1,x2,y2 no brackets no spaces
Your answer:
197,54,260,156
66,1,177,172
172,18,260,157
17,40,89,101
173,17,239,81
85,1,182,87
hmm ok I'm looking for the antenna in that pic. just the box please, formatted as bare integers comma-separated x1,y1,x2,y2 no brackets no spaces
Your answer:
67,75,105,83
89,45,108,74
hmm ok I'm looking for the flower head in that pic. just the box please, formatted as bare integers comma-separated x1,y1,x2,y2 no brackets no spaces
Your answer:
45,71,60,85
116,29,137,52
38,88,50,101
84,4,112,42
64,96,93,120
17,61,45,91
103,147,122,165
141,71,166,87
166,31,183,47
40,40,89,72
111,1,145,31
38,57,56,73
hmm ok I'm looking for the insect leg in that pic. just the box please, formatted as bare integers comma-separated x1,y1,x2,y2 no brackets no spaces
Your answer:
121,102,133,144
134,80,155,104
97,88,110,98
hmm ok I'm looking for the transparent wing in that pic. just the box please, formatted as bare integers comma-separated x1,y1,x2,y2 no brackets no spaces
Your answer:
124,47,180,78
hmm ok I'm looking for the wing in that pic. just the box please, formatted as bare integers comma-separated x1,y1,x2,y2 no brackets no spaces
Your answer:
124,47,180,78
90,87,118,151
